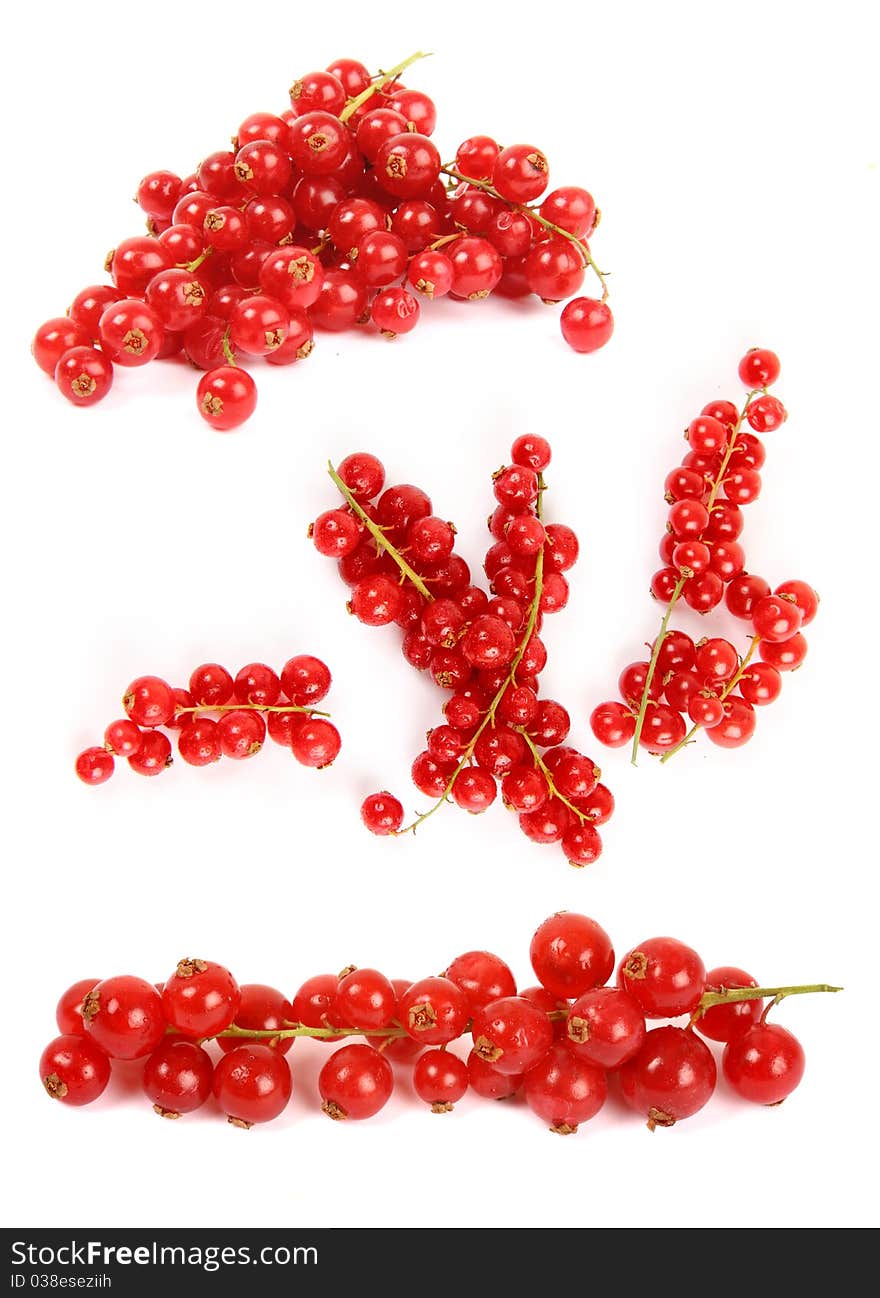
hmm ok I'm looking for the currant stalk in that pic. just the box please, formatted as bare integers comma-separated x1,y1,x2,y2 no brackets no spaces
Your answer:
629,390,758,764
328,461,434,600
439,165,609,300
339,51,432,123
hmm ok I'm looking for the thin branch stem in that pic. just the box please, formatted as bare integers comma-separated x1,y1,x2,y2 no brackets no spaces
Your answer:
693,982,842,1019
327,461,434,601
440,166,609,301
659,636,761,764
517,729,588,824
339,52,432,123
221,324,236,367
175,702,330,719
397,474,547,835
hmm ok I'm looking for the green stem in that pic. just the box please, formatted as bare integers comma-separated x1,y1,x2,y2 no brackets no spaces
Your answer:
222,324,236,367
440,166,609,301
659,636,761,764
209,1003,570,1043
397,473,547,836
629,575,687,764
694,982,842,1019
327,462,434,601
517,729,588,825
339,51,432,123
182,247,213,273
175,702,330,719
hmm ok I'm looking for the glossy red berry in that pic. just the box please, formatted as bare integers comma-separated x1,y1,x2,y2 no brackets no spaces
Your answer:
746,394,787,432
75,747,114,785
361,791,404,835
217,710,265,759
177,719,222,766
774,580,819,627
590,701,635,748
55,979,100,1035
371,287,420,336
471,996,554,1075
196,366,257,431
752,594,803,642
217,983,294,1056
705,696,757,746
82,976,166,1060
492,144,549,202
290,718,341,767
376,133,441,199
55,346,114,406
399,977,468,1045
566,987,645,1068
143,1040,214,1116
738,347,781,388
444,951,517,1014
530,913,615,1000
413,1050,469,1112
127,729,172,776
467,1051,522,1099
759,633,807,672
162,959,240,1038
33,317,93,375
560,298,613,352
213,1045,292,1126
319,1043,393,1120
618,936,706,1018
737,661,783,706
722,1023,805,1105
40,1035,112,1106
280,655,331,705
619,1026,717,1129
696,967,763,1043
523,1041,608,1132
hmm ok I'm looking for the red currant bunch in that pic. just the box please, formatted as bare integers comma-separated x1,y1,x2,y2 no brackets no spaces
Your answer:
74,655,339,785
589,351,818,764
313,444,613,866
33,53,612,433
39,913,837,1134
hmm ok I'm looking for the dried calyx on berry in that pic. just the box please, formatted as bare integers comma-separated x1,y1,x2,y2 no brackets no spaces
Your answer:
589,350,817,766
39,912,839,1132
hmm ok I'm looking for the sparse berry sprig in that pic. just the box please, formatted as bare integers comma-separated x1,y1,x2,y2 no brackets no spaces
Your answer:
33,53,612,435
40,912,839,1134
74,655,339,785
314,443,613,866
589,349,818,764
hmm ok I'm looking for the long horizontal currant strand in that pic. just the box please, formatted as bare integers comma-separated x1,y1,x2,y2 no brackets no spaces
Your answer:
327,461,434,601
174,702,330,719
517,728,588,826
629,389,759,765
397,474,547,836
439,165,609,301
659,636,762,764
208,984,838,1044
338,51,432,123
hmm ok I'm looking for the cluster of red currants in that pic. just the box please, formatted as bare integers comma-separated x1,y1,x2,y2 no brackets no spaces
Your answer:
312,446,612,865
39,912,837,1133
74,656,338,785
589,349,819,763
32,52,611,433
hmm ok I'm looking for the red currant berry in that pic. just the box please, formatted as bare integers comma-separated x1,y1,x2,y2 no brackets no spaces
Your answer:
214,1045,292,1126
40,1035,111,1106
752,594,803,642
161,959,240,1038
376,133,441,199
523,1041,608,1133
334,968,398,1031
688,693,724,728
361,791,404,835
705,696,757,746
319,1043,393,1121
492,144,549,202
686,415,727,455
234,663,280,707
683,570,724,613
74,746,114,785
759,634,808,672
774,580,819,627
511,434,552,472
618,936,706,1018
33,317,93,375
530,913,615,1000
290,718,341,768
722,467,762,504
413,1049,468,1112
526,699,571,747
311,508,361,558
525,238,585,301
349,574,403,626
444,951,517,1015
82,976,166,1059
143,1039,214,1116
55,980,100,1035
371,287,420,337
696,967,763,1043
177,719,221,766
737,661,782,706
407,249,454,299
539,186,596,237
739,347,781,387
467,1051,522,1099
746,394,787,432
67,285,121,338
560,297,613,352
726,573,771,620
196,366,257,431
280,655,331,706
590,701,635,748
722,1022,805,1105
566,987,646,1068
127,730,172,776
620,1026,717,1128
448,236,503,299
55,346,114,406
399,977,469,1045
216,710,265,759
471,996,554,1075
456,135,500,180
123,676,174,728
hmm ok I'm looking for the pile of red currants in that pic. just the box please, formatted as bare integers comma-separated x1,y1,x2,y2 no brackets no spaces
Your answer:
39,912,838,1133
589,349,819,763
32,52,611,433
74,656,338,785
313,443,612,865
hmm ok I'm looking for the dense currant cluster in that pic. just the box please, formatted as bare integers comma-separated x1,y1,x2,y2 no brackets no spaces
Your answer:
590,349,819,764
74,656,338,785
32,52,611,433
313,446,613,865
39,912,838,1133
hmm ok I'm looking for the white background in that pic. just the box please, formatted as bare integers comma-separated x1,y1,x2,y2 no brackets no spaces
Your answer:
2,0,877,1231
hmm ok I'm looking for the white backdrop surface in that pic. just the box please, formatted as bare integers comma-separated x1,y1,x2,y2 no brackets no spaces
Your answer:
1,0,877,1230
